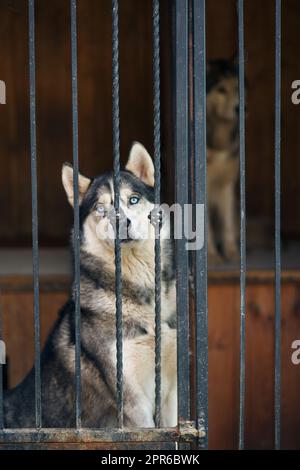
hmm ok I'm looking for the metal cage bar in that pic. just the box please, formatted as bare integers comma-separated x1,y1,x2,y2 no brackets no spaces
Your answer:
175,0,190,425
0,427,200,445
112,0,124,428
28,0,42,430
70,0,82,429
274,0,282,451
192,0,208,449
237,0,247,451
0,304,3,429
152,0,162,428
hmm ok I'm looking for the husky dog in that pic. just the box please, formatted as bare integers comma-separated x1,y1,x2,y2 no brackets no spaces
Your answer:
4,143,177,428
206,57,240,263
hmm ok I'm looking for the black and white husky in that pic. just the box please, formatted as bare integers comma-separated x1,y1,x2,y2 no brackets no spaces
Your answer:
4,143,177,428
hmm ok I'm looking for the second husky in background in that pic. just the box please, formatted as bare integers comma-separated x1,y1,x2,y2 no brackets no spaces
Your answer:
206,57,240,264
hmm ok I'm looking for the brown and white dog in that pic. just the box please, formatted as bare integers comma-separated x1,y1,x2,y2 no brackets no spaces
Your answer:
4,143,177,428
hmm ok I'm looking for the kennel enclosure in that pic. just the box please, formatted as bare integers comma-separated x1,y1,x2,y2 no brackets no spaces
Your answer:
0,0,297,450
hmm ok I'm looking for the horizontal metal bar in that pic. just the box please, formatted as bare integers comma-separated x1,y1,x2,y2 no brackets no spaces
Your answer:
0,424,205,444
0,442,179,450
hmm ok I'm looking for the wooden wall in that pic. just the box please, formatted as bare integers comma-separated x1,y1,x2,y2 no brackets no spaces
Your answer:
1,276,300,449
206,0,300,240
1,0,300,244
0,0,155,245
208,278,300,450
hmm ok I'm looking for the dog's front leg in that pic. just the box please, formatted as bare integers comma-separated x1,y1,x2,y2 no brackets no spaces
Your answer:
161,326,177,427
80,332,154,428
218,183,239,261
115,339,155,428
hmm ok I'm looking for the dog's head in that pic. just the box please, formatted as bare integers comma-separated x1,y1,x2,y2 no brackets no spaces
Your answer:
206,57,239,121
62,142,168,259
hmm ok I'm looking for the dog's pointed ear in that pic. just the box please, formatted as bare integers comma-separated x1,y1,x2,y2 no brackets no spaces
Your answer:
126,142,155,187
62,163,91,207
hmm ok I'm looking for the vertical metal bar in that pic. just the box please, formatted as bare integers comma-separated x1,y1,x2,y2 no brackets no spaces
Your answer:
192,0,208,448
0,301,3,429
28,0,41,429
70,0,81,429
274,0,282,451
237,0,247,451
175,0,190,425
112,0,123,428
152,0,162,429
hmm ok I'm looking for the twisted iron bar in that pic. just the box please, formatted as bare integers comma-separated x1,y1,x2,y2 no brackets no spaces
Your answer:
112,0,123,428
70,0,82,428
152,0,162,429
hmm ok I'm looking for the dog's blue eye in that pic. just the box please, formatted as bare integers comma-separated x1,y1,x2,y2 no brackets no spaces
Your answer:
129,195,140,205
96,206,106,217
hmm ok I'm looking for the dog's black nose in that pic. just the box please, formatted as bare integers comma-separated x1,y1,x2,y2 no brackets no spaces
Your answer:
126,218,131,229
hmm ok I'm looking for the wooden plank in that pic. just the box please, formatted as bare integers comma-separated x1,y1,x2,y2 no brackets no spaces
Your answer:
281,284,300,449
0,275,71,292
1,290,68,389
208,280,300,449
1,279,300,448
2,270,300,290
244,284,275,449
208,270,300,284
208,284,240,449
